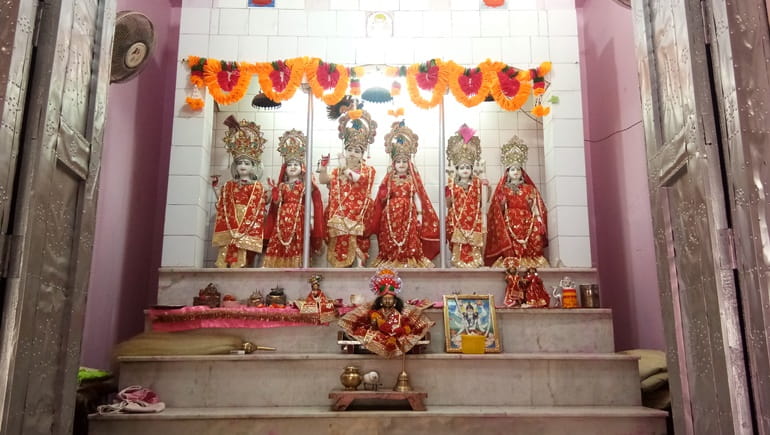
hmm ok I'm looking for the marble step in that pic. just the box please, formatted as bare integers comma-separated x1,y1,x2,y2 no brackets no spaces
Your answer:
146,308,615,354
157,267,599,309
90,405,668,435
117,353,642,408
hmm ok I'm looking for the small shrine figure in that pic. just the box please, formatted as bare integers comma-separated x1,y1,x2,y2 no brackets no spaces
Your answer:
503,264,524,307
319,99,377,268
338,268,434,358
263,129,325,268
299,274,338,323
485,136,548,268
212,116,268,268
445,124,488,268
369,120,439,268
193,283,221,308
520,267,550,308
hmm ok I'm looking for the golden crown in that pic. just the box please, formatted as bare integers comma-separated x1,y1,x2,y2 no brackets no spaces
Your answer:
446,125,481,167
384,120,418,160
277,129,307,163
338,109,377,151
223,119,266,162
501,135,528,168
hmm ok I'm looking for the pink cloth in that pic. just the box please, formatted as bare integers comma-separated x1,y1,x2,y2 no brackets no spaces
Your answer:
149,305,325,331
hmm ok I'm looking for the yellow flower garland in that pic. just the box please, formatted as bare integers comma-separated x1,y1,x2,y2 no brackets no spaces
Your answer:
255,57,308,103
305,58,349,105
406,60,449,109
202,59,254,106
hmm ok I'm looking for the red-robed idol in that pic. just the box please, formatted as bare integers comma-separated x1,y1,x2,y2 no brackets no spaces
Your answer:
213,118,268,268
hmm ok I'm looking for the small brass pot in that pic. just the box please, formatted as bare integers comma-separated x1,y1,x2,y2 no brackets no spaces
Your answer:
340,366,362,391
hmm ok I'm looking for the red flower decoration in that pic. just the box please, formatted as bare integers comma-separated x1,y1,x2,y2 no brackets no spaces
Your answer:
497,70,521,97
269,60,291,92
416,64,439,90
217,69,240,92
316,62,340,90
457,68,482,96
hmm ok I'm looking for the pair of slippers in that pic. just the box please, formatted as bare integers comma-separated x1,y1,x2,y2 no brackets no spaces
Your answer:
97,385,166,414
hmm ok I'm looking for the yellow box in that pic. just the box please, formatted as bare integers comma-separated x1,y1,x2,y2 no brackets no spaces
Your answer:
461,335,486,354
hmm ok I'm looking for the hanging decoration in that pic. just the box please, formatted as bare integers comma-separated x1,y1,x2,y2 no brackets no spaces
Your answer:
182,56,552,116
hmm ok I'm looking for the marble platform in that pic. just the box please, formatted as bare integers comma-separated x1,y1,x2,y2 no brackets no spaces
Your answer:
157,267,599,307
145,308,615,354
90,406,668,435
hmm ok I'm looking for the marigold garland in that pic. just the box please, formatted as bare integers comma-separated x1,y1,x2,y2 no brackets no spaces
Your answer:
202,59,254,106
255,57,308,102
186,56,551,114
305,58,349,105
406,60,449,109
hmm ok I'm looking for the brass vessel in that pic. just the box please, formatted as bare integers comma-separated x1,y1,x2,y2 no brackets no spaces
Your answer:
340,366,362,391
393,370,413,392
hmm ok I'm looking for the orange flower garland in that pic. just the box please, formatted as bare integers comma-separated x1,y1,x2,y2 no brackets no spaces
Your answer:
305,58,349,105
202,59,254,106
445,61,490,108
186,97,204,111
486,61,533,112
406,60,449,109
255,57,308,103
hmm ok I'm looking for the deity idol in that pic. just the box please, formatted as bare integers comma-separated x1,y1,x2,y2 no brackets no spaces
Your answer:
337,268,434,358
484,136,548,268
445,124,489,268
318,105,377,267
212,117,268,268
263,129,325,268
369,120,439,268
299,274,338,323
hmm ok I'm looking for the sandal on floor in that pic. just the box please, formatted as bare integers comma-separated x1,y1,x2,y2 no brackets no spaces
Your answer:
97,385,166,414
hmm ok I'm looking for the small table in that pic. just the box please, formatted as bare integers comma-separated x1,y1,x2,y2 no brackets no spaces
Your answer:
329,390,427,411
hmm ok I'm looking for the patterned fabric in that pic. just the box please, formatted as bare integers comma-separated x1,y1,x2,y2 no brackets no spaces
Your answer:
324,164,375,267
485,171,548,268
446,177,485,268
370,168,438,268
338,302,434,359
212,180,266,268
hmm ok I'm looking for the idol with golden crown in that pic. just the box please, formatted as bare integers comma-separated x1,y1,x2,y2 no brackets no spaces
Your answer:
369,120,439,268
338,268,434,358
318,102,377,267
212,117,268,268
445,124,489,268
484,136,548,268
263,129,325,268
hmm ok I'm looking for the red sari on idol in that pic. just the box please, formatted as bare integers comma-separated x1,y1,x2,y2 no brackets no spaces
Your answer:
324,163,375,267
484,170,548,268
446,177,485,268
369,164,439,268
338,302,434,358
212,180,266,268
263,166,325,268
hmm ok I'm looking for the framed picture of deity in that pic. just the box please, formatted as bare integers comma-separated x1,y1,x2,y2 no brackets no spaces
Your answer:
442,294,501,353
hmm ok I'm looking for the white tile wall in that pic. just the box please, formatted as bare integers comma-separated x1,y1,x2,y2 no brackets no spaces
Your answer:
164,204,208,235
166,0,589,267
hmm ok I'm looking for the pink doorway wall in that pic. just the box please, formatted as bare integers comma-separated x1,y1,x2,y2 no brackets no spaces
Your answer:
80,0,181,369
577,0,665,350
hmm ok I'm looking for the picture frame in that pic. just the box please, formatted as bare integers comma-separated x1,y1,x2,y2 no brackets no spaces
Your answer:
443,294,501,353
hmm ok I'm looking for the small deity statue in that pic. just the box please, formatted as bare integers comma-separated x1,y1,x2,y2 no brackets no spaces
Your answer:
265,286,287,307
318,99,377,268
299,274,338,323
193,283,221,308
503,264,524,307
485,136,548,268
445,124,489,268
263,129,325,268
520,267,550,308
247,289,265,307
338,268,434,358
212,116,268,268
369,120,439,268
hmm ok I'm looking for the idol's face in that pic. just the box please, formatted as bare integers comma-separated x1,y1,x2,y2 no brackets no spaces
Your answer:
236,158,255,178
508,166,522,181
345,145,364,161
456,163,473,180
285,160,302,177
381,294,396,308
393,157,410,174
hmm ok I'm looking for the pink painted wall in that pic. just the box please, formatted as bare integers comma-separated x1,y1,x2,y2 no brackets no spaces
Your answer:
80,0,180,369
577,0,665,350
